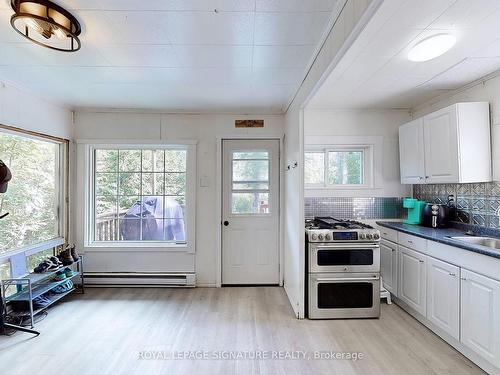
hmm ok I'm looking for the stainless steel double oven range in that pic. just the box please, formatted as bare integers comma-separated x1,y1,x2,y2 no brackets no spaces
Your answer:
306,217,381,319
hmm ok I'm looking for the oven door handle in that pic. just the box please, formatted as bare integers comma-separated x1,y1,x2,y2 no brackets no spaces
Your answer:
315,277,379,282
315,244,379,250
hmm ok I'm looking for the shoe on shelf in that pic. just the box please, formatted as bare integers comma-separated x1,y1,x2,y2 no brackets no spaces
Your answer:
33,295,52,309
34,260,52,273
45,259,62,272
52,280,74,294
53,270,67,281
49,256,63,268
58,250,74,266
64,267,76,278
67,244,79,262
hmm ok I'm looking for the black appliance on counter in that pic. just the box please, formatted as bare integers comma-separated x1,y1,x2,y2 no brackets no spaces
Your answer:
422,203,450,228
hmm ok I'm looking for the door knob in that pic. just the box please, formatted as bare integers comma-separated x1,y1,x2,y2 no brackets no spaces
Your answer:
223,221,229,226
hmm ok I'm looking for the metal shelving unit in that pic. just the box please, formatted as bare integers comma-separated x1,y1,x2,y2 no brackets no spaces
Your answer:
1,256,84,328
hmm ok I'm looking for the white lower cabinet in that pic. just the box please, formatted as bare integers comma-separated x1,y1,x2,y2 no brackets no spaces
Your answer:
398,246,426,316
461,268,500,368
380,239,398,296
386,227,500,372
426,257,460,340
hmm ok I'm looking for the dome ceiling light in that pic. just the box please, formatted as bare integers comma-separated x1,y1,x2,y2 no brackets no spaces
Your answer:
10,0,82,52
407,34,456,62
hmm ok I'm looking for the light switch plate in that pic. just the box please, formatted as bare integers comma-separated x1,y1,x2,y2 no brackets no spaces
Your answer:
200,175,209,187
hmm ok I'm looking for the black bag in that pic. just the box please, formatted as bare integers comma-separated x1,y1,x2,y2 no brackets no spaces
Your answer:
120,199,160,241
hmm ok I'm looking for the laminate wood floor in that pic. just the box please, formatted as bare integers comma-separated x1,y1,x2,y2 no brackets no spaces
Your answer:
0,287,485,375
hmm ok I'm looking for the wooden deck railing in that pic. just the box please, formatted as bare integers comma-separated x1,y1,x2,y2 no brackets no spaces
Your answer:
96,212,126,241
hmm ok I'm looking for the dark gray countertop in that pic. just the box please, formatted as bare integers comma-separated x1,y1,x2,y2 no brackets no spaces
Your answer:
376,221,500,260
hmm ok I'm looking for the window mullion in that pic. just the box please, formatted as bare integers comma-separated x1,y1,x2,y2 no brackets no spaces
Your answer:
116,149,120,241
139,150,143,242
324,149,328,187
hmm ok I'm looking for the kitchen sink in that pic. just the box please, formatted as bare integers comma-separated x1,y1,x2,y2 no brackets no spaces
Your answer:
449,236,500,251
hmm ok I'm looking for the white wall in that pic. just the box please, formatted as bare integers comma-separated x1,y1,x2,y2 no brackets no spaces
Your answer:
304,109,411,197
283,107,304,318
0,81,72,139
413,75,500,180
283,0,379,318
74,111,284,286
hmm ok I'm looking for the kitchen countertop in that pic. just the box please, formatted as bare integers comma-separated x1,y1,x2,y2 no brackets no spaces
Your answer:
376,221,500,260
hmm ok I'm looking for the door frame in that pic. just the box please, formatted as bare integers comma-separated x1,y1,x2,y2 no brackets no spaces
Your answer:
216,136,284,287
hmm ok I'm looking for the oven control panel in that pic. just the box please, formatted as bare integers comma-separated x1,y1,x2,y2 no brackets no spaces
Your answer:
306,229,380,242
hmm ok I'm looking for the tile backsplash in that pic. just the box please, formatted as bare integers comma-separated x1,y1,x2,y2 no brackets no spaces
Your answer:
413,182,500,229
304,197,404,220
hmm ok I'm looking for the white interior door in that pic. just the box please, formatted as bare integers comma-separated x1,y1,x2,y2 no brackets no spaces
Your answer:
222,139,280,285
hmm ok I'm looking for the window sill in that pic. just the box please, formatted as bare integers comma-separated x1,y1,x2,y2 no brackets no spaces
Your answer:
0,237,64,262
84,242,192,253
305,185,375,190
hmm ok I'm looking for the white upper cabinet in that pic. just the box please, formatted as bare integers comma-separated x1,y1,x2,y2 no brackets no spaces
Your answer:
399,118,425,184
423,106,460,183
399,102,491,184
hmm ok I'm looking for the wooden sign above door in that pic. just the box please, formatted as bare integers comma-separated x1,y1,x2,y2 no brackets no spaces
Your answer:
235,120,264,128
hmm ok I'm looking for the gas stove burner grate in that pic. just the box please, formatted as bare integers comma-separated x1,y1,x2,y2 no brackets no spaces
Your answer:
310,216,374,230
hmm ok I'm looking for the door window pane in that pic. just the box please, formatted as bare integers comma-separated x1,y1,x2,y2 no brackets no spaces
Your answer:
232,193,269,214
231,150,270,214
232,182,269,190
233,151,268,159
328,151,364,185
232,160,269,182
304,152,324,184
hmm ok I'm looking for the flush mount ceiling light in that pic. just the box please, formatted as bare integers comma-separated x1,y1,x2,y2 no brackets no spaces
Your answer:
407,34,456,62
10,0,81,52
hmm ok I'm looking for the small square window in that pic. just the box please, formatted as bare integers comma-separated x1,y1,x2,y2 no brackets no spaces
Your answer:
304,152,325,185
328,151,364,185
305,147,371,189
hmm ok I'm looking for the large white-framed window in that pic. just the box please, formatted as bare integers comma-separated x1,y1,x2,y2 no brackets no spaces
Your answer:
305,145,373,189
0,128,67,257
85,143,196,251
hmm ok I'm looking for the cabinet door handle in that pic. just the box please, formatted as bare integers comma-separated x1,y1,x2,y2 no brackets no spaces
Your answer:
391,249,395,252
419,260,424,263
449,273,456,277
408,240,413,244
460,277,467,281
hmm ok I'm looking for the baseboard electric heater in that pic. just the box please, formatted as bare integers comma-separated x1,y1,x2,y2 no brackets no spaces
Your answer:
83,273,196,287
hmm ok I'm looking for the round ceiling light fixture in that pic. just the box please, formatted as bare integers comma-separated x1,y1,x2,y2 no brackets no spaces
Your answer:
407,34,456,62
10,0,81,52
